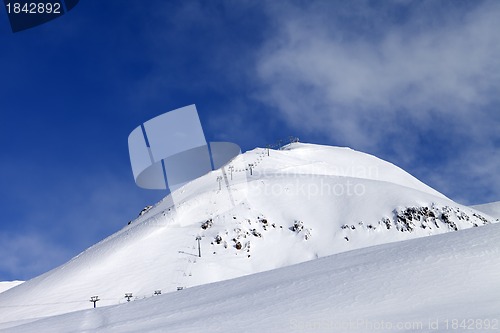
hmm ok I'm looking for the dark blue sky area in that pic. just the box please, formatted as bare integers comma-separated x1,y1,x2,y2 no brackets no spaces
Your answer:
0,1,498,280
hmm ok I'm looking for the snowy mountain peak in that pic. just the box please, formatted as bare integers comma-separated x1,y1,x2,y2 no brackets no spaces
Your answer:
0,142,496,327
245,142,447,198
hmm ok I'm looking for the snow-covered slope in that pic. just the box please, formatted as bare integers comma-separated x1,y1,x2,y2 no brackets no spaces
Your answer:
0,143,496,325
0,281,23,294
4,221,500,333
471,201,500,219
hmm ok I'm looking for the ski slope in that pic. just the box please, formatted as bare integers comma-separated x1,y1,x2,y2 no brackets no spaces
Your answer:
471,201,500,219
3,221,500,332
0,281,23,294
0,143,496,328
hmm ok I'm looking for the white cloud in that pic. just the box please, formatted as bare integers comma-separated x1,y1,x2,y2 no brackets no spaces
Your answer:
258,1,500,141
255,1,500,202
0,232,70,280
426,144,500,204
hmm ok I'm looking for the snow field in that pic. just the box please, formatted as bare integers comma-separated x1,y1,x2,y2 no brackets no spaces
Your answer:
4,222,500,332
0,143,497,330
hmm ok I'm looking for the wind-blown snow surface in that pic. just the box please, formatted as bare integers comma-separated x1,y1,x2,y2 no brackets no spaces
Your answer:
4,222,500,333
0,143,497,327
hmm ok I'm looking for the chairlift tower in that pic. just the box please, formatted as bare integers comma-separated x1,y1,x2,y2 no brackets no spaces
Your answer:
196,235,202,257
89,296,100,308
216,176,223,190
125,293,133,302
248,163,254,176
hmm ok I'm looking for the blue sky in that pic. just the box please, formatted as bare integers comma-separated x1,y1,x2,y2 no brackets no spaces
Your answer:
0,0,498,281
